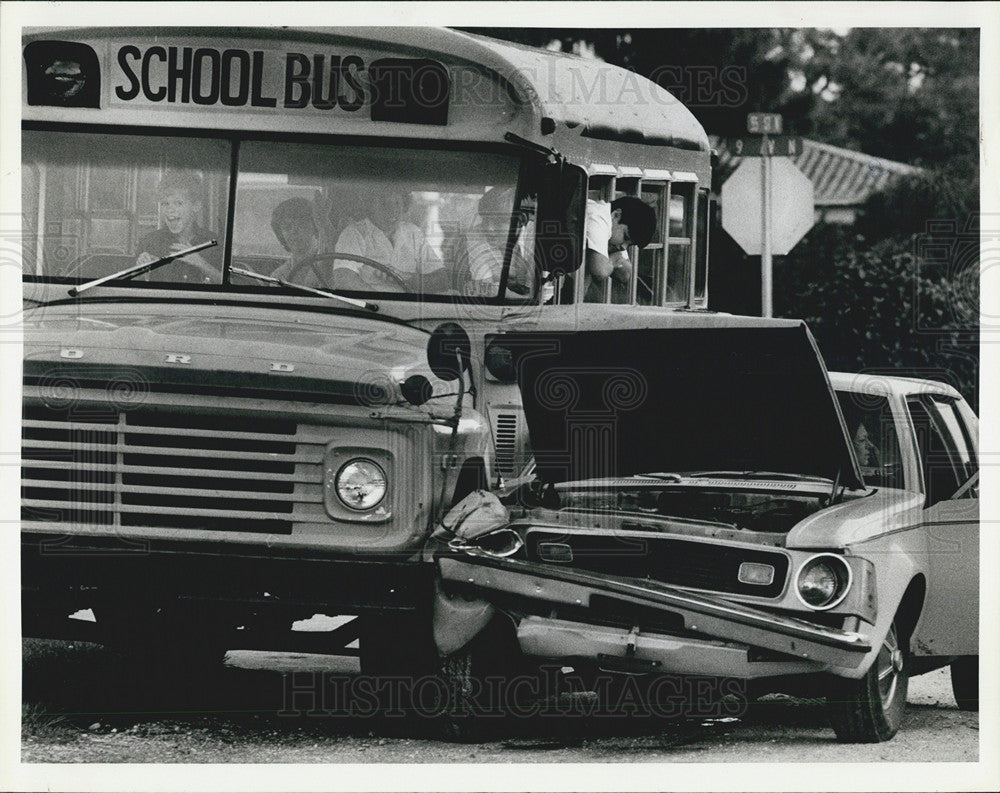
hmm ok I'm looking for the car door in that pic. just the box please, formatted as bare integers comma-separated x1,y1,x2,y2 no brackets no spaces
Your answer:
906,394,979,656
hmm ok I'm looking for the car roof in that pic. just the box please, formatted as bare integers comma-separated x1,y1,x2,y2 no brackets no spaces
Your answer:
828,371,962,400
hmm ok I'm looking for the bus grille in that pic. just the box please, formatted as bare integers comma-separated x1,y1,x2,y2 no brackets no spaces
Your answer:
21,405,326,535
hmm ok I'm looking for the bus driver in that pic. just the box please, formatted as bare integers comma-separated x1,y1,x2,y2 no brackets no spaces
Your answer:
333,187,444,291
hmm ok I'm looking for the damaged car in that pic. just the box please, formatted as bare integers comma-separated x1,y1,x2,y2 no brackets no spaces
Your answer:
431,322,979,743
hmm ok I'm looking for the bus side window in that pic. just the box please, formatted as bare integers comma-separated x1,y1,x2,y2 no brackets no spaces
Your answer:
611,177,640,304
580,174,615,304
638,182,666,306
580,173,691,307
694,189,710,305
666,183,694,304
588,175,613,204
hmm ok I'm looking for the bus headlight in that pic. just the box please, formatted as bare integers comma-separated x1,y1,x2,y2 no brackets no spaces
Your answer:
335,459,387,511
795,553,852,610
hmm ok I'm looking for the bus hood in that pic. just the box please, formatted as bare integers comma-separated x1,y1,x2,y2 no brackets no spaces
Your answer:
503,322,864,490
22,300,449,407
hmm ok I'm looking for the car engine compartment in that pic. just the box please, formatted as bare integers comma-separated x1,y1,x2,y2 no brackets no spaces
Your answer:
553,485,833,534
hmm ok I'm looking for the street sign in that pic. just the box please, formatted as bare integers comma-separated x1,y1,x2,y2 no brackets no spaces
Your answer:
727,136,803,157
721,157,814,256
747,113,783,134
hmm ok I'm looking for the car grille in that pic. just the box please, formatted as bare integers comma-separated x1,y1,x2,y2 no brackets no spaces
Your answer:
21,404,329,534
526,529,789,598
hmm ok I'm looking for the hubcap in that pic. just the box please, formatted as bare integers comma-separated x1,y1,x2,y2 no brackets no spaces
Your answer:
876,625,901,706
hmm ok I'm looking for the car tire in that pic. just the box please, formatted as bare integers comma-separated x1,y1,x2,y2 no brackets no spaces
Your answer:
436,615,525,742
826,619,909,743
950,656,978,711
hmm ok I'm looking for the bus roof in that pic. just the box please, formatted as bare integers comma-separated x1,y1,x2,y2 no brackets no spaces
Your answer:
24,26,710,175
416,28,709,150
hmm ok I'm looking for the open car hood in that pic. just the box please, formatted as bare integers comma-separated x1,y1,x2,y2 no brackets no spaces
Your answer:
502,320,864,490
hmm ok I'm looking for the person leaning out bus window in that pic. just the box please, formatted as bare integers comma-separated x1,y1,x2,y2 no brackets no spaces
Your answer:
136,171,221,283
583,197,656,303
270,198,321,285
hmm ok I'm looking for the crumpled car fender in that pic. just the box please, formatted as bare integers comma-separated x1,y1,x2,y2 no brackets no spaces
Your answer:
434,489,510,542
829,534,922,679
430,491,510,655
431,575,495,657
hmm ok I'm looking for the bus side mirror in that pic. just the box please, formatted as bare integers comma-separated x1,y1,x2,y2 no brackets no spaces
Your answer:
427,321,472,382
534,161,586,276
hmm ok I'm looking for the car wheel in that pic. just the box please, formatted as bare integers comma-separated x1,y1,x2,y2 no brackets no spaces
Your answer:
436,616,526,742
950,656,978,711
826,619,909,742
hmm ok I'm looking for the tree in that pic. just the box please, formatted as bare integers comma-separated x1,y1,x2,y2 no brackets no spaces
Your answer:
802,29,979,170
775,178,979,408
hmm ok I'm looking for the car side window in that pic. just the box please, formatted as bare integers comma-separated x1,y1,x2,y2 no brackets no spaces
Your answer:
906,396,972,506
934,398,977,479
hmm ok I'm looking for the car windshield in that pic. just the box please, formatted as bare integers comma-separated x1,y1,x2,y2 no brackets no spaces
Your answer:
835,390,904,488
22,130,535,302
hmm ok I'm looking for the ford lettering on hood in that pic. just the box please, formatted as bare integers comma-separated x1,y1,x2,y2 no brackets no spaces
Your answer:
23,300,451,408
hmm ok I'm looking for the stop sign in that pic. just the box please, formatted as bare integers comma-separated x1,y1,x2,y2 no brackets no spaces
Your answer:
721,158,815,255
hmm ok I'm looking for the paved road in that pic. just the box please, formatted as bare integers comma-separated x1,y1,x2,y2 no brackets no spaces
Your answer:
21,640,977,763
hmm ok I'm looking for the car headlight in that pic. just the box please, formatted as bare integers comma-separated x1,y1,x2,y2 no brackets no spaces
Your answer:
449,527,524,559
795,553,852,610
335,459,387,511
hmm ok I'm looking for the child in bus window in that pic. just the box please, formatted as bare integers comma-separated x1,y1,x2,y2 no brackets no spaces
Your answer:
583,196,656,303
270,197,321,285
136,170,220,283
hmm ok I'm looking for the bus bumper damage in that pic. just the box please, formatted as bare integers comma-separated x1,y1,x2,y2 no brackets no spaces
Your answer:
436,555,871,676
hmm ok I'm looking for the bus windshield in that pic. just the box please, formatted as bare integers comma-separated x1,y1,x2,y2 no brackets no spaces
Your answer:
22,129,535,301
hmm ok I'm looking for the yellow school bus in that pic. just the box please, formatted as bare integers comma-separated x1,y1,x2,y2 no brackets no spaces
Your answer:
20,27,714,682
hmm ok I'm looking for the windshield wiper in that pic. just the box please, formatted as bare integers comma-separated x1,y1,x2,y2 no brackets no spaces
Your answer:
687,471,833,482
635,472,684,482
230,267,378,312
68,240,218,297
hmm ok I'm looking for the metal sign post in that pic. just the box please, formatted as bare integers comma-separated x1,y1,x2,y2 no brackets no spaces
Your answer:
721,114,814,317
747,114,781,318
761,143,773,317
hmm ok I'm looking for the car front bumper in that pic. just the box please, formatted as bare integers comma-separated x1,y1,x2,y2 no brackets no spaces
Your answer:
439,555,871,671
